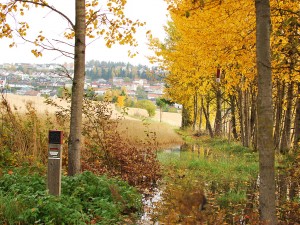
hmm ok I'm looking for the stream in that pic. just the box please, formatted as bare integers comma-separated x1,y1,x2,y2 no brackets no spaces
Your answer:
137,144,208,225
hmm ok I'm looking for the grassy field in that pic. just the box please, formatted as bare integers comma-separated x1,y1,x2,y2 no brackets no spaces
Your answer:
3,93,182,127
1,93,183,149
2,93,70,114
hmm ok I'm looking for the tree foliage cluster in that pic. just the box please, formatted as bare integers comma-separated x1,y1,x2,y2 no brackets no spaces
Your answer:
150,0,299,147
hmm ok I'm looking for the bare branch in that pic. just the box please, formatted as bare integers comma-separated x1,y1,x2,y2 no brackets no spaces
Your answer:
18,34,74,59
51,39,74,48
15,0,75,29
50,65,73,80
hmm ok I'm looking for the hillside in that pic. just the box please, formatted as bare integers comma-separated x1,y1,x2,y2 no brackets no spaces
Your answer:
1,93,181,127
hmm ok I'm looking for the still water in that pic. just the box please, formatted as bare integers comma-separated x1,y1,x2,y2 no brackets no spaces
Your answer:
137,144,211,225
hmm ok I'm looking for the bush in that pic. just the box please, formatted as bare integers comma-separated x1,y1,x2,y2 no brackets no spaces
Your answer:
135,100,156,117
81,99,161,188
0,170,142,224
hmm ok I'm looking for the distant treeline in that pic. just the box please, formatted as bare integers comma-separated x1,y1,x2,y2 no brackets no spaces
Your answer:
1,60,164,82
85,60,163,81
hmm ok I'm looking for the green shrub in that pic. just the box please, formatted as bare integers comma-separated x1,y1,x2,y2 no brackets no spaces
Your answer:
135,100,156,117
0,170,142,224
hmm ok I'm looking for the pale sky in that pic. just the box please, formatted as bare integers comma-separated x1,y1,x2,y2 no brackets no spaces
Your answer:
0,0,169,66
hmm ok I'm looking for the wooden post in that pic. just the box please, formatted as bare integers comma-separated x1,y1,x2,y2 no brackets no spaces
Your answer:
47,130,63,196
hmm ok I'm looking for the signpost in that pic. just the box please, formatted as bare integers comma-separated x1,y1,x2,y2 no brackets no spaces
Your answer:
216,67,221,83
47,130,63,196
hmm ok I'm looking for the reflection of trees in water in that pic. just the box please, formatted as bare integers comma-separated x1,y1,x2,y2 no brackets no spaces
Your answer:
276,169,300,223
180,143,211,159
152,144,300,223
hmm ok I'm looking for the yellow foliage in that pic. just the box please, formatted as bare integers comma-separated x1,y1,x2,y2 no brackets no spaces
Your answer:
0,0,145,61
149,0,299,116
117,96,125,107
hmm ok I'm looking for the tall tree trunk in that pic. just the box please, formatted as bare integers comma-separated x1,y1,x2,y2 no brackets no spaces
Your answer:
280,82,293,154
255,0,277,223
181,104,192,129
250,87,257,150
244,90,250,147
193,92,198,131
202,100,214,138
238,88,245,145
274,80,285,150
214,83,222,136
198,96,203,131
68,0,86,176
229,94,238,140
205,97,210,132
293,82,300,149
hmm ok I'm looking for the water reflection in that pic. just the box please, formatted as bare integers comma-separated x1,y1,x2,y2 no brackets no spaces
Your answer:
138,187,162,225
145,143,300,224
138,143,210,224
163,143,212,159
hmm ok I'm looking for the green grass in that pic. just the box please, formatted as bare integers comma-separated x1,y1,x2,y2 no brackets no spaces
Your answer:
159,144,258,183
0,170,142,225
158,135,259,210
217,190,247,208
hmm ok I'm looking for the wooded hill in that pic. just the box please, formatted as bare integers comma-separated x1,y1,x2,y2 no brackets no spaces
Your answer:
85,60,164,81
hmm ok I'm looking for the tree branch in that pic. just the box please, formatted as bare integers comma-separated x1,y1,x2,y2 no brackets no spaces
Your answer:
18,34,74,59
15,0,75,29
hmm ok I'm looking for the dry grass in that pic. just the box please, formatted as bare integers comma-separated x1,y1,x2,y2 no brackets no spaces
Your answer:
124,107,182,127
118,120,183,149
3,94,183,149
2,93,70,114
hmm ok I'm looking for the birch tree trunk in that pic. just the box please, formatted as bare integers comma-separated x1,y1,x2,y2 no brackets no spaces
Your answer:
202,100,214,138
244,90,250,147
229,94,239,140
68,0,86,176
193,92,198,131
205,96,211,132
181,105,192,129
214,83,222,136
293,83,300,149
198,96,203,131
273,80,285,150
238,88,245,145
280,81,293,154
250,87,257,150
255,0,277,223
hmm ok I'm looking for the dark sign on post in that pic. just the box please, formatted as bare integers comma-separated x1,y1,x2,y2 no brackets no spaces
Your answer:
216,67,221,83
47,130,63,196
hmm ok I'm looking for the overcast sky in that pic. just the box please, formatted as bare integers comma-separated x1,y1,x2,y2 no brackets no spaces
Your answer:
0,0,169,66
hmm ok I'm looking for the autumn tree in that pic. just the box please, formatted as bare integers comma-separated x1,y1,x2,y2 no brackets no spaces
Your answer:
149,0,256,138
0,0,145,175
271,0,300,152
